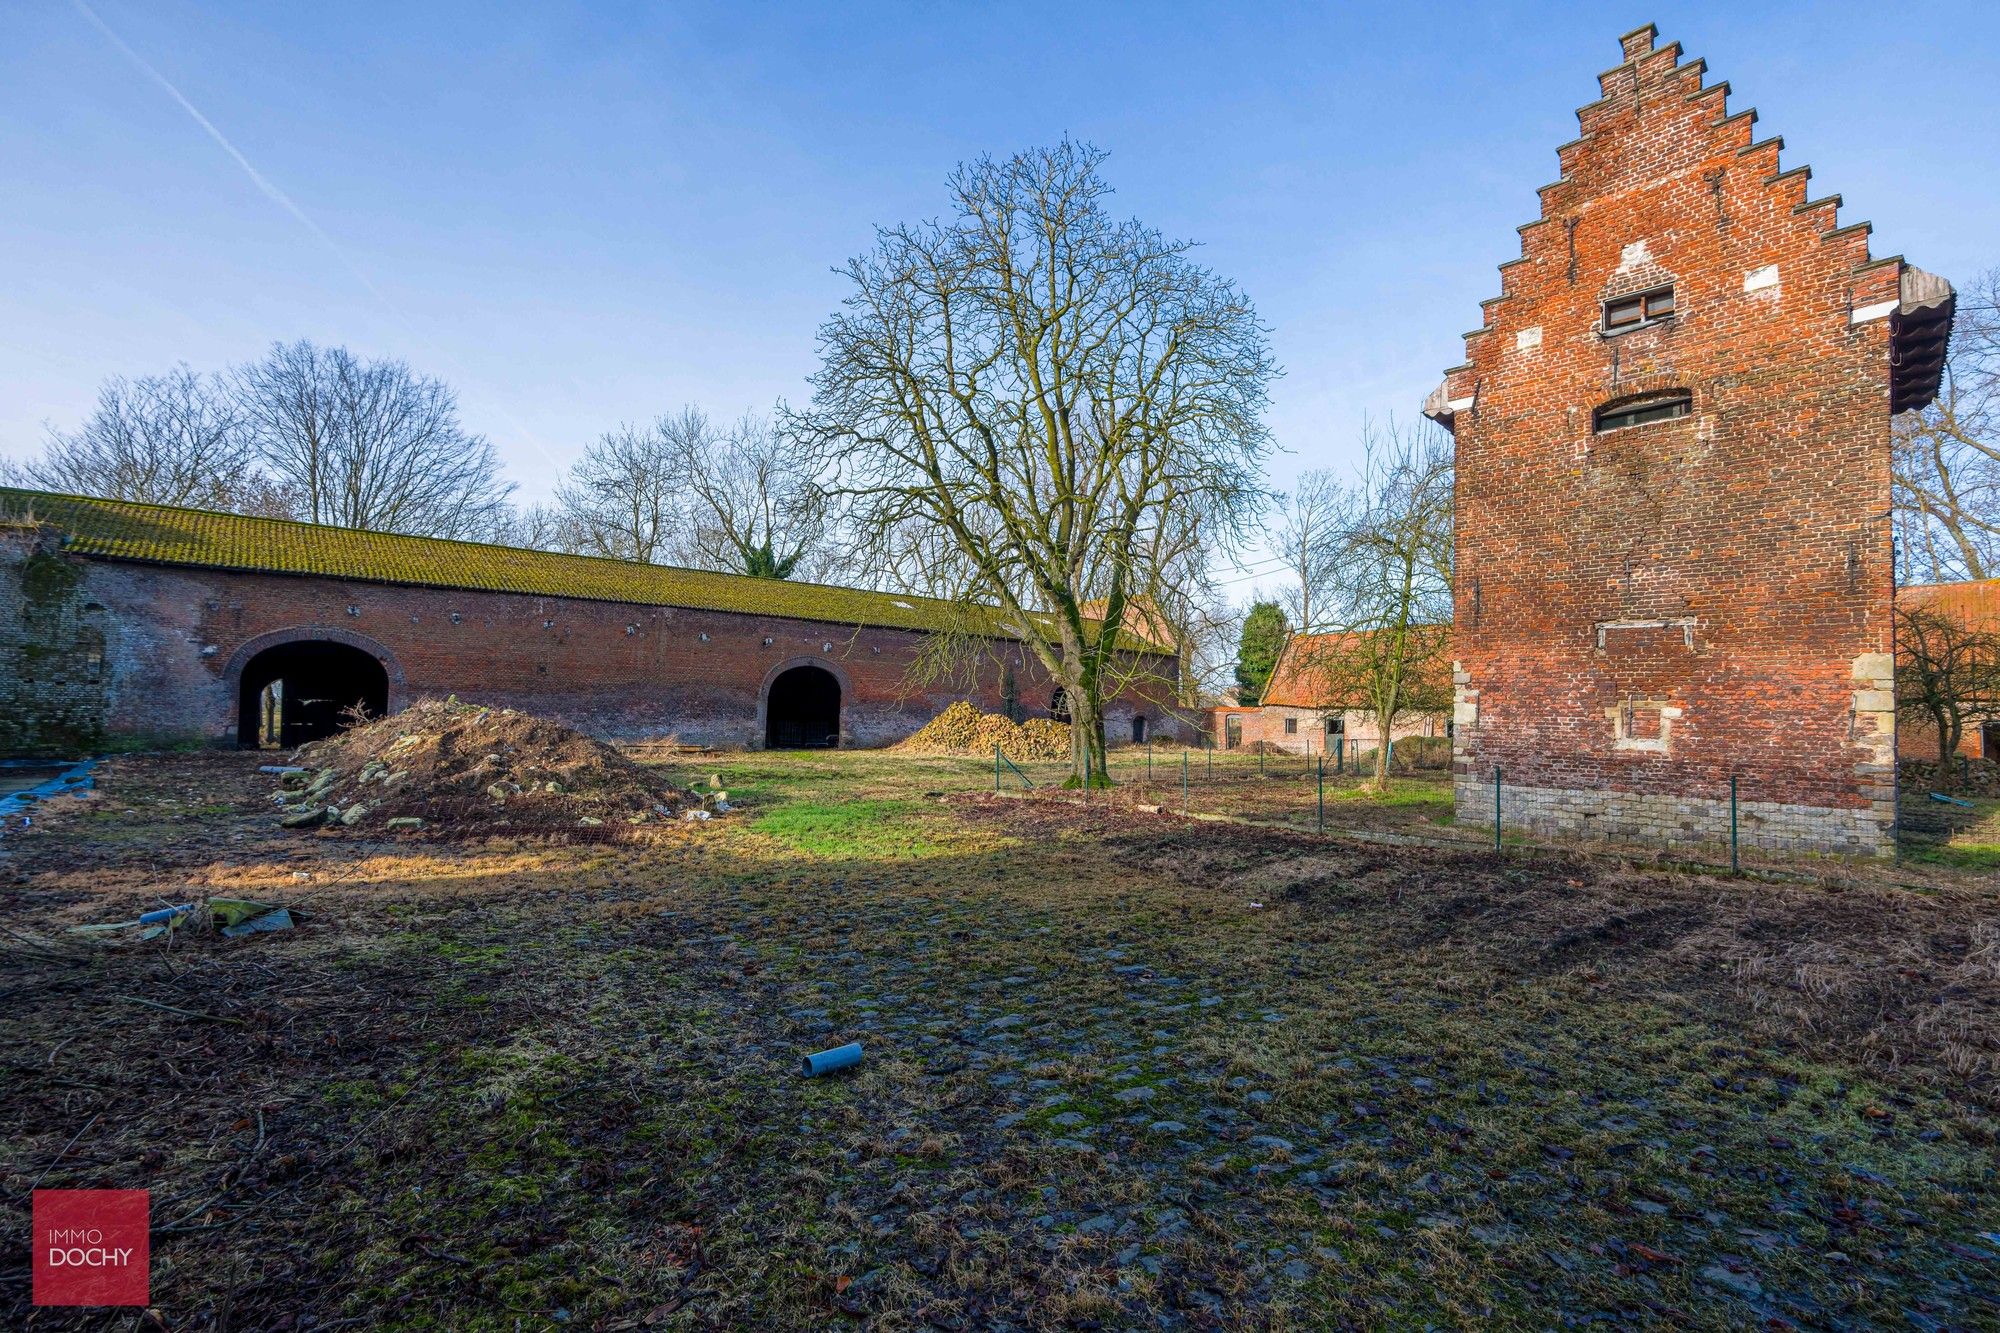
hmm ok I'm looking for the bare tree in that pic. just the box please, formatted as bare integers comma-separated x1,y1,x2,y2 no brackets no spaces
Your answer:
1895,603,2000,788
1895,268,1999,583
232,340,514,540
492,500,582,554
865,513,986,599
5,365,262,509
797,140,1276,785
553,419,688,563
548,408,836,577
1133,506,1239,706
1297,418,1455,787
1272,467,1343,633
677,411,834,579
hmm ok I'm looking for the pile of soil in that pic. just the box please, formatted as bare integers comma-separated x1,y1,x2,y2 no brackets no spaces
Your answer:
273,697,692,839
893,701,1071,762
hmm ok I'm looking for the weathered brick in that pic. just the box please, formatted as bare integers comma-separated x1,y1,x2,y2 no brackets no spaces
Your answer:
2,535,1187,753
1428,26,1934,858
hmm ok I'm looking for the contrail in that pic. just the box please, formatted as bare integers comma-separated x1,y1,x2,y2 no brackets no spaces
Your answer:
68,0,389,306
68,0,568,485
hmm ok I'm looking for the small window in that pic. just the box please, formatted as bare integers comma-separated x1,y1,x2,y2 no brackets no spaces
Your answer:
1050,688,1071,723
1326,716,1345,735
1602,284,1675,334
1283,717,1298,735
1594,392,1692,433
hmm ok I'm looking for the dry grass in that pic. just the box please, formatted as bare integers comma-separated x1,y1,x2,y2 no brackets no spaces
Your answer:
1,747,1994,1329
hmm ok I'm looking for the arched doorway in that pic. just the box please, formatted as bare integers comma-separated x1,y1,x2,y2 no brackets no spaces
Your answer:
237,640,389,749
765,665,841,749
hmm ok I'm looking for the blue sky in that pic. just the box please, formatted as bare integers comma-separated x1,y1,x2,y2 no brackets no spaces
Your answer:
4,2,1996,585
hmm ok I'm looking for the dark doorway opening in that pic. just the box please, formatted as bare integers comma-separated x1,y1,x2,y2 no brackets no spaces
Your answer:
237,641,389,749
1984,722,2000,760
766,665,841,749
1224,715,1242,749
1131,715,1148,744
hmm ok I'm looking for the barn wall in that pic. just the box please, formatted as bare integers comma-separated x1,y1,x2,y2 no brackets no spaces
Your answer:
0,546,1188,752
0,525,111,756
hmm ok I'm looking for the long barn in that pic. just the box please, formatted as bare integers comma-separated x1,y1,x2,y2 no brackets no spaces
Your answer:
0,488,1185,756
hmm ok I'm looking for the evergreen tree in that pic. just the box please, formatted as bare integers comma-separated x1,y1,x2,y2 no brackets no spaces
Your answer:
1235,601,1288,705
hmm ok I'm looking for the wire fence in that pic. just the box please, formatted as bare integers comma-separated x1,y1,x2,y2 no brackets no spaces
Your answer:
982,740,1924,873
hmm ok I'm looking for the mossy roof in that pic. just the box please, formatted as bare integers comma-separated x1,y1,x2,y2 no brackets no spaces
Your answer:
0,487,1012,637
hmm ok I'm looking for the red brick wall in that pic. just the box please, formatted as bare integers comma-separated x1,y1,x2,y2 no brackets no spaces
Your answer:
1434,26,1902,852
48,556,1184,750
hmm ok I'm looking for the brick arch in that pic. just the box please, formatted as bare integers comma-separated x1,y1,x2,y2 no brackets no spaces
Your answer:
756,655,850,748
223,625,407,709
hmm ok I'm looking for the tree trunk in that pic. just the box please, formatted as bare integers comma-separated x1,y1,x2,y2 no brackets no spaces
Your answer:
1934,705,1962,791
1065,668,1110,788
1367,710,1392,789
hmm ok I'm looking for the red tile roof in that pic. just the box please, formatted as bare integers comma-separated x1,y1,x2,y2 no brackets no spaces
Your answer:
1903,579,2000,630
1260,629,1452,710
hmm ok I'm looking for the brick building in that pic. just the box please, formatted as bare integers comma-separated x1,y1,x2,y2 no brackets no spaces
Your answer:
0,488,1186,756
1424,25,1954,856
1211,631,1450,764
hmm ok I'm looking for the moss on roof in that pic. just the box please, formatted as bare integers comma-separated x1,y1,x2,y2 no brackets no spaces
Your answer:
0,487,1003,636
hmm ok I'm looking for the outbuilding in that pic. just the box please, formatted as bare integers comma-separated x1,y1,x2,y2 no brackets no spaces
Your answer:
0,488,1184,756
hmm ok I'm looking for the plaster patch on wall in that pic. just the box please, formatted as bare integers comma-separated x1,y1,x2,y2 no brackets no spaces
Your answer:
1743,264,1780,294
1616,239,1654,271
1515,325,1543,351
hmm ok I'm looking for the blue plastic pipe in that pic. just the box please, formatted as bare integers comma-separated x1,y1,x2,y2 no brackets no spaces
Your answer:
138,904,196,925
801,1042,863,1077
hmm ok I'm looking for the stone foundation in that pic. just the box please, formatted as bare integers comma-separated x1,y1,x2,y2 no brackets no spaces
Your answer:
1453,777,1891,858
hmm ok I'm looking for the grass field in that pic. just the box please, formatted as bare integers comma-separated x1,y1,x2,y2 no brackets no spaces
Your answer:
1899,794,2000,875
2,748,1995,1329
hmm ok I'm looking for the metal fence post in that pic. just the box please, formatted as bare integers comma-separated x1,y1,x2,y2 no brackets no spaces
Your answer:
1182,750,1189,815
1337,735,1344,774
1317,754,1324,833
1147,740,1153,782
1730,774,1739,874
1259,747,1265,777
995,744,1001,793
1493,765,1503,851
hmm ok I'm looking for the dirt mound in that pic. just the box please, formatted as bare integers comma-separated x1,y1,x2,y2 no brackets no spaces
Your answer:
893,701,1071,763
272,698,693,839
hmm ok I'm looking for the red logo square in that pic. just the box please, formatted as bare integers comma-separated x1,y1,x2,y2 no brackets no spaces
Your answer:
32,1189,150,1307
